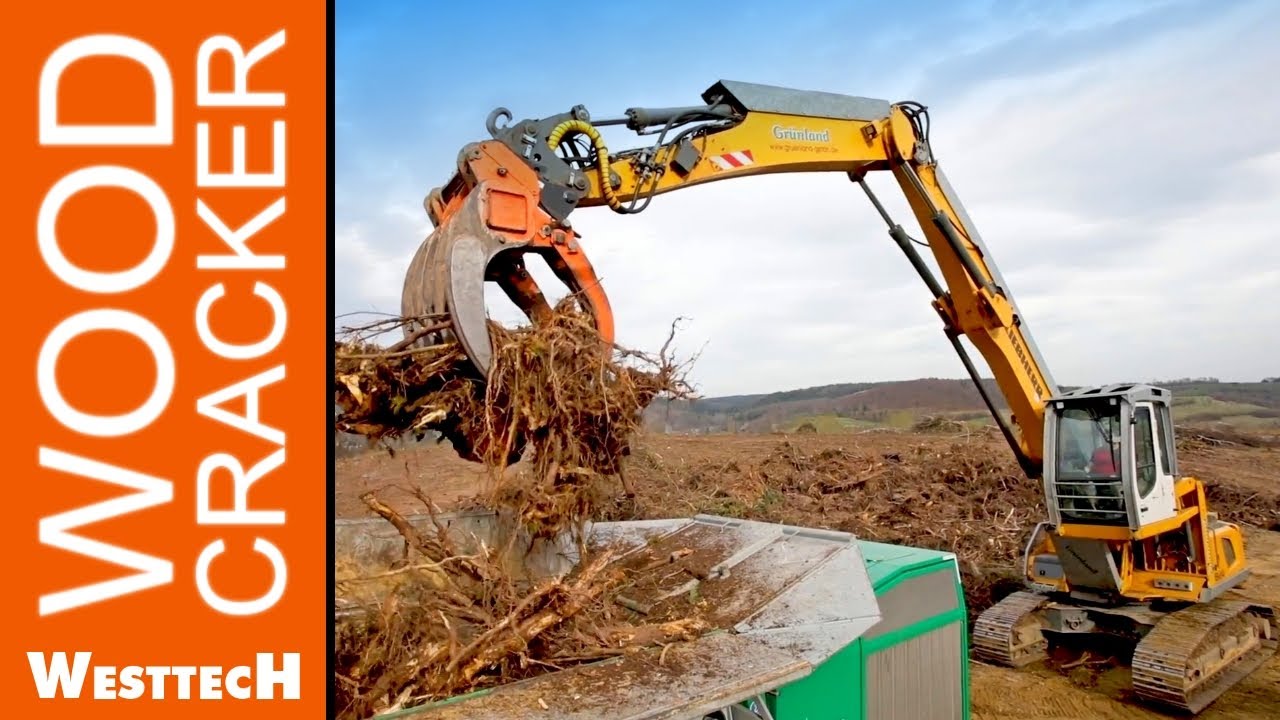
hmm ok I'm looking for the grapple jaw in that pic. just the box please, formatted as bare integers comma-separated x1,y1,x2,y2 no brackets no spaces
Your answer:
400,140,614,378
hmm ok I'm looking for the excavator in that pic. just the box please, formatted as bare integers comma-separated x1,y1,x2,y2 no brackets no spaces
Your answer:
398,79,1276,714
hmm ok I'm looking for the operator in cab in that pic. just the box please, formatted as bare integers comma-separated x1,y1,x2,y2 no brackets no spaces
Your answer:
1091,436,1119,476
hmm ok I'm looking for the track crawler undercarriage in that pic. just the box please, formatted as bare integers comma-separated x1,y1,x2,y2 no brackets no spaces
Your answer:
975,588,1278,713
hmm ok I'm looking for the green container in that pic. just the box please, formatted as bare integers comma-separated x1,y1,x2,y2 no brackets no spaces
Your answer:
337,514,968,720
763,541,970,720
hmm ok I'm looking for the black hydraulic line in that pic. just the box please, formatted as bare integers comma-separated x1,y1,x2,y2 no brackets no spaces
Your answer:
932,211,1000,296
946,329,1040,478
895,161,1000,297
855,177,946,299
855,174,1038,478
623,104,735,130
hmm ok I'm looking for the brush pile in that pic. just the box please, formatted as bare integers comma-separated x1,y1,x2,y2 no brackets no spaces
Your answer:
334,491,713,718
623,438,1043,616
334,300,693,538
911,414,971,434
332,301,700,718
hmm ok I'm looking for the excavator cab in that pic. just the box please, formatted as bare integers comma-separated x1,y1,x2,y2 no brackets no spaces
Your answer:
1042,384,1179,530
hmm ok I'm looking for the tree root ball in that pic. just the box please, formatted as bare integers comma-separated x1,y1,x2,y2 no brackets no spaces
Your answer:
334,300,694,539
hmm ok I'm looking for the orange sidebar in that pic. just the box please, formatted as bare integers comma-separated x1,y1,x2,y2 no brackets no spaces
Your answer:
0,2,329,718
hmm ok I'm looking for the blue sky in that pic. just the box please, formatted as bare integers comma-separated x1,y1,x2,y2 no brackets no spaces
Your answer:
336,0,1280,396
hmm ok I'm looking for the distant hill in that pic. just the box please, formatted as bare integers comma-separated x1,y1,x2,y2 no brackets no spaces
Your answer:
647,377,1280,434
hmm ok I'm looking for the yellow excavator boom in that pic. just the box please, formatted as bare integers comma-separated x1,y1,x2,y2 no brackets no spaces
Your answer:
416,82,1055,476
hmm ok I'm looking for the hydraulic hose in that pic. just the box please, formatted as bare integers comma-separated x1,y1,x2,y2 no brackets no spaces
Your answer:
546,119,623,211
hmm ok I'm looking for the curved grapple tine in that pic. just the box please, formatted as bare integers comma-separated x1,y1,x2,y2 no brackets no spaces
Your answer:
402,215,496,375
401,189,558,377
401,225,454,348
445,234,494,372
399,193,483,366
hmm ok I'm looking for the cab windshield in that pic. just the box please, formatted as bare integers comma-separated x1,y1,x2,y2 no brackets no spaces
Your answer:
1054,399,1126,524
1056,402,1121,480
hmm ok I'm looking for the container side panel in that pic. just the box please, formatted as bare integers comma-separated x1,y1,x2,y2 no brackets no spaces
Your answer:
866,622,965,720
864,569,959,640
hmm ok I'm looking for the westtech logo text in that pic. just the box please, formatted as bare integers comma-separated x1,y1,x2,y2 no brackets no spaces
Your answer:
27,652,300,701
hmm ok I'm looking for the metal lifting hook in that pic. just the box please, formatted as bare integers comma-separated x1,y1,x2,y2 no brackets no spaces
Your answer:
486,107,512,138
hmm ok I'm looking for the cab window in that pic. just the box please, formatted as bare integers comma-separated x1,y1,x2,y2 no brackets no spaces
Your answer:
1134,406,1157,497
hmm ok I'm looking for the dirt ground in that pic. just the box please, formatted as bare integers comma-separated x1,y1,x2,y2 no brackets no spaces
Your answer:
335,428,1280,719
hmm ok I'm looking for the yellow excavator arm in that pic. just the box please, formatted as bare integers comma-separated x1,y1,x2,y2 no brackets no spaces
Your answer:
402,80,1276,715
410,80,1056,475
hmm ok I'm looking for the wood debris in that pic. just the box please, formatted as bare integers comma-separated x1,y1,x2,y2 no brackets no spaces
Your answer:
332,301,704,719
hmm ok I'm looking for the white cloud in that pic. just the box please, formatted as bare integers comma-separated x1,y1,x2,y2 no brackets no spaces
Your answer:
334,222,419,317
337,1,1280,395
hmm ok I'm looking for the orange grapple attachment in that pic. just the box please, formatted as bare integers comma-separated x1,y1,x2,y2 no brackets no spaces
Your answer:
400,140,615,377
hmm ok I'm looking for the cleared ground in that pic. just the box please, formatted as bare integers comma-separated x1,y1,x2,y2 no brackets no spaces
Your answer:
335,428,1280,719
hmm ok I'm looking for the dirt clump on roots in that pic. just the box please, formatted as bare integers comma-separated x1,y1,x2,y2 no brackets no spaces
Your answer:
332,301,702,718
